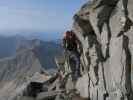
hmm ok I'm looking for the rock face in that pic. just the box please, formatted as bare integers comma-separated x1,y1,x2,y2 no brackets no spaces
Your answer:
70,0,133,100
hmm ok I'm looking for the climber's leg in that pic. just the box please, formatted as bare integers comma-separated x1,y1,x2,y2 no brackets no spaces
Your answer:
70,51,81,81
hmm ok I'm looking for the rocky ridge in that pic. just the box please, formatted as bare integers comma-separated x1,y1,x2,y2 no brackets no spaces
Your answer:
0,39,52,100
2,0,133,100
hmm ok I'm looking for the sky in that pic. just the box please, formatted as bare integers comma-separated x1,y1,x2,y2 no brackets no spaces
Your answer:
0,0,87,34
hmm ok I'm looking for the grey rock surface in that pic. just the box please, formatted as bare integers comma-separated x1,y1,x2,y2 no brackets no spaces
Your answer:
71,0,133,100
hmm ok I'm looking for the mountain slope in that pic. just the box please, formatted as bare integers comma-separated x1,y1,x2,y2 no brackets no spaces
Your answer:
0,48,43,100
17,39,63,69
0,35,25,58
0,35,63,69
0,39,62,100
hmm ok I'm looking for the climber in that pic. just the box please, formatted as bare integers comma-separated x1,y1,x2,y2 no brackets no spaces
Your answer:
62,30,81,81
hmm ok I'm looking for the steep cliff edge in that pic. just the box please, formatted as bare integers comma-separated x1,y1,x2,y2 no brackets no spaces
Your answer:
71,0,133,100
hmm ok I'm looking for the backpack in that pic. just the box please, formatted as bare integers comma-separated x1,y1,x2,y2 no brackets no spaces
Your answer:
63,31,77,51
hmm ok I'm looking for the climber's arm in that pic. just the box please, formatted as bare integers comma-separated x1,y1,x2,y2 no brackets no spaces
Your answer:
76,37,83,55
62,38,66,49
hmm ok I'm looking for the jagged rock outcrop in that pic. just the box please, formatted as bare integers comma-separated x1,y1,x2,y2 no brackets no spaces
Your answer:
0,49,42,100
69,0,133,100
0,39,52,100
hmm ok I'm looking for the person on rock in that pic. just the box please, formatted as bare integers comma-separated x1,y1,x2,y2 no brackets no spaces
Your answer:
62,30,81,81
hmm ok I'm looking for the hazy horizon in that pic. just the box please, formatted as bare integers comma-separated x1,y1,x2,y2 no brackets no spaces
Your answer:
0,0,86,36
